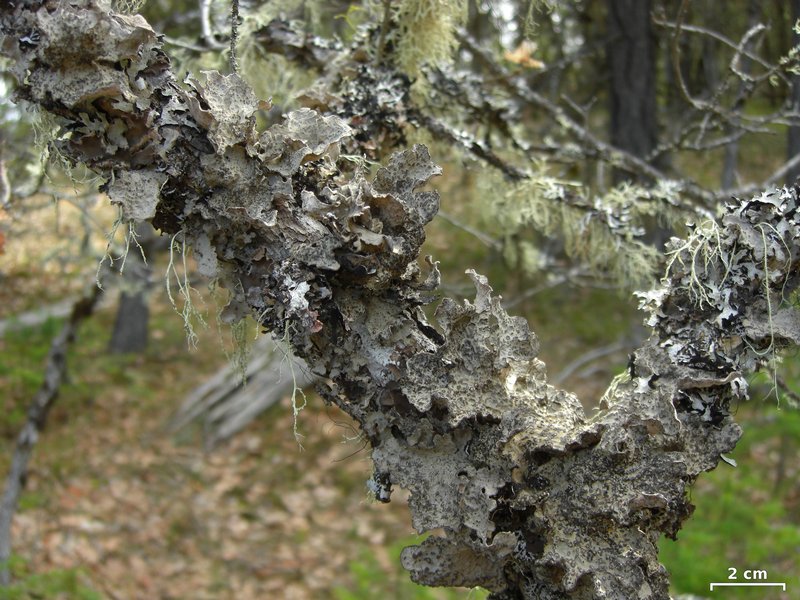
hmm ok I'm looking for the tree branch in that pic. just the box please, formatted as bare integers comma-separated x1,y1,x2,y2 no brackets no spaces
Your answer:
0,280,103,585
455,31,717,207
3,3,800,598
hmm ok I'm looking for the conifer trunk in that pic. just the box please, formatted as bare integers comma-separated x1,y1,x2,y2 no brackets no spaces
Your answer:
607,0,658,183
788,0,800,184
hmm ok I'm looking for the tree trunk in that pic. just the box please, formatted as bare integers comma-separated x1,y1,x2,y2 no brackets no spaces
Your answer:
108,224,156,354
109,289,149,353
467,0,494,48
607,0,658,184
787,0,800,185
108,268,151,354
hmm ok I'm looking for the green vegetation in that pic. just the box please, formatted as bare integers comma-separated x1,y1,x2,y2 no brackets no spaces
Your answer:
3,0,800,596
0,556,100,600
2,194,800,598
661,400,800,599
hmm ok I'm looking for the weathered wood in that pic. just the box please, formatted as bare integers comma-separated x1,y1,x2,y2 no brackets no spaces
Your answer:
170,335,315,449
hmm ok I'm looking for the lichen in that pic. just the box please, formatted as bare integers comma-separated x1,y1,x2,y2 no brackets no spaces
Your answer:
5,2,800,599
391,0,467,81
495,170,691,289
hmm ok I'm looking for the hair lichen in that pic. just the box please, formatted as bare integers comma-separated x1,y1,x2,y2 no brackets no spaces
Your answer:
391,0,467,82
495,171,688,290
166,233,207,349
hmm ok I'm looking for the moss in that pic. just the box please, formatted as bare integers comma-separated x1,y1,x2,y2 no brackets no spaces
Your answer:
660,402,800,599
0,560,102,600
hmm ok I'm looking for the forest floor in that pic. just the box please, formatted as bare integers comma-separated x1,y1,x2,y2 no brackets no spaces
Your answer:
1,189,799,599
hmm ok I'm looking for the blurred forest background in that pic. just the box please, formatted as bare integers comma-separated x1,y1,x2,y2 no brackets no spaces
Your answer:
1,0,800,598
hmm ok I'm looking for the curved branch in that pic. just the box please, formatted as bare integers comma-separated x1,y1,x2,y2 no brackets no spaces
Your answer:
3,3,800,599
0,280,103,584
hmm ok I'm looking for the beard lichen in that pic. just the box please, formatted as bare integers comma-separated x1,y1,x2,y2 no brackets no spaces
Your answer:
236,3,320,106
166,233,207,350
95,205,149,289
111,0,147,14
495,171,689,289
8,1,800,596
391,0,467,82
275,320,308,448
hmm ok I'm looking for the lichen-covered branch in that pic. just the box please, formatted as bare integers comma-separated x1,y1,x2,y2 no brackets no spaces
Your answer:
3,3,800,599
250,18,692,289
454,30,718,208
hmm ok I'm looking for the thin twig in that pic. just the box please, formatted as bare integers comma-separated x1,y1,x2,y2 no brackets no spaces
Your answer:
670,0,706,111
412,110,528,182
776,374,800,406
436,210,501,251
162,35,211,53
229,0,240,74
726,153,800,198
501,274,569,310
729,23,767,82
653,17,783,83
199,0,225,50
455,30,718,213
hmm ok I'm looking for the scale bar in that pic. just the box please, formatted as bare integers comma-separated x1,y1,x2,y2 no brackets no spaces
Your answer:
710,582,786,591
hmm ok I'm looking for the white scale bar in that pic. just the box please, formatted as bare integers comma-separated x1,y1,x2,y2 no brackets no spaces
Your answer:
710,582,786,591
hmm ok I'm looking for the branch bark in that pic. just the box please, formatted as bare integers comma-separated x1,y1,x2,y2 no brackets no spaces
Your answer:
0,280,103,585
606,0,659,184
3,3,800,598
455,30,718,210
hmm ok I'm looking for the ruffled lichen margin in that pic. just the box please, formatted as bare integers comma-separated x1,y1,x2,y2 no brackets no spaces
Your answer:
3,2,800,598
